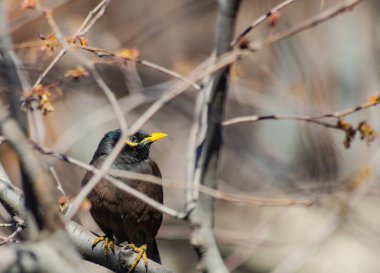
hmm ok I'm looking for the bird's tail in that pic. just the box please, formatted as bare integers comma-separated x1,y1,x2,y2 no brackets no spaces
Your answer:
147,240,161,264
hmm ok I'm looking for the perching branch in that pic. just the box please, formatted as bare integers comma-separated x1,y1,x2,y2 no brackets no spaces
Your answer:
0,179,173,273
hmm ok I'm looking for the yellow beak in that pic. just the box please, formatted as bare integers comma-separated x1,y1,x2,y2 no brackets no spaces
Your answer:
142,132,167,144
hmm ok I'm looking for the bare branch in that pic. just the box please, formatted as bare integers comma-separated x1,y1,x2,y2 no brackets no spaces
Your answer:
0,226,22,246
72,44,202,90
187,0,365,87
33,0,111,87
248,0,364,51
0,179,173,273
40,4,134,221
224,114,340,129
0,1,26,131
33,142,311,208
67,222,173,273
223,94,380,127
231,0,297,46
0,223,13,227
32,143,186,219
187,1,241,273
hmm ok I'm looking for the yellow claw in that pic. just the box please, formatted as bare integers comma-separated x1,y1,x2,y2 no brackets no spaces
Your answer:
92,235,115,256
127,244,148,273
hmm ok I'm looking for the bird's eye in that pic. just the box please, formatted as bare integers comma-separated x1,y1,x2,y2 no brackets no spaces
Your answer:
129,136,138,143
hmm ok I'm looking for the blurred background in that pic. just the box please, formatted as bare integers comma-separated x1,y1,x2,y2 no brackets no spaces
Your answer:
1,0,380,272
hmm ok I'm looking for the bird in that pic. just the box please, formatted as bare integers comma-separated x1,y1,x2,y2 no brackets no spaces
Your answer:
81,129,166,272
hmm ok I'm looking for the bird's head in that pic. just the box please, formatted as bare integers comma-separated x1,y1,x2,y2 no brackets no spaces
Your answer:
92,129,167,163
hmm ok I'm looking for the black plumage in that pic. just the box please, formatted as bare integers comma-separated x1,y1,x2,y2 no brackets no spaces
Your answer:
82,129,165,264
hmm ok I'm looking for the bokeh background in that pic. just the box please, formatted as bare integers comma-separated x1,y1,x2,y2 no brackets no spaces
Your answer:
1,0,380,272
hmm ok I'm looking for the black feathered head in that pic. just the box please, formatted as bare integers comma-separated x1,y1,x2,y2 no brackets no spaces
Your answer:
92,129,167,163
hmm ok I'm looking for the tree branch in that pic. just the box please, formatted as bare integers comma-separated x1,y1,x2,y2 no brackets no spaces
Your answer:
0,179,173,273
187,1,241,273
0,0,26,131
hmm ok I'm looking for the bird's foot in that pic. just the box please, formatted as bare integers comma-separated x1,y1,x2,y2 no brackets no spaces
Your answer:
92,235,116,257
126,243,148,273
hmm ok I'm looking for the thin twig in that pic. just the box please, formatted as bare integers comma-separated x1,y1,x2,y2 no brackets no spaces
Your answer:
223,114,339,128
33,0,110,87
223,96,380,127
0,223,13,227
42,7,133,221
32,143,184,219
12,41,202,91
0,226,22,246
41,0,364,222
74,0,110,36
72,44,201,90
231,0,297,46
33,143,310,209
185,0,364,87
248,0,363,52
49,166,66,198
107,170,311,207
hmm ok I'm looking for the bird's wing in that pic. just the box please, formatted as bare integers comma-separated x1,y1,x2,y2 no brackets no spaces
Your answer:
82,156,121,235
115,158,164,243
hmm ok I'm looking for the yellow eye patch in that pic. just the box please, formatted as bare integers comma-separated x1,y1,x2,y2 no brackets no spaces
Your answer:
125,138,139,147
125,132,167,147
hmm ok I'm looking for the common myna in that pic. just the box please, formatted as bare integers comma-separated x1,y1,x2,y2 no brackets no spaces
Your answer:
82,129,166,271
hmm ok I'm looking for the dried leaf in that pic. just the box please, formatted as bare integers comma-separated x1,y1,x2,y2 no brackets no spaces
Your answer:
358,121,376,145
23,84,54,115
269,11,281,27
20,0,36,10
337,118,356,148
117,48,140,61
58,196,69,212
40,34,60,52
76,35,88,46
369,94,380,104
64,66,89,80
